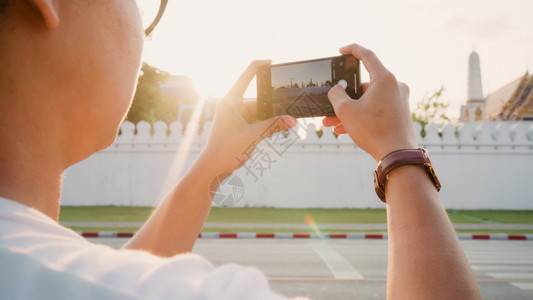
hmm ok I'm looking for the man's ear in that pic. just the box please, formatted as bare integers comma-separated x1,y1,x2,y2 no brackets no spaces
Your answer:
31,0,59,29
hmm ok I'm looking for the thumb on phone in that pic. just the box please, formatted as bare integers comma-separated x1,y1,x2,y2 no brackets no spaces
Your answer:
327,84,359,120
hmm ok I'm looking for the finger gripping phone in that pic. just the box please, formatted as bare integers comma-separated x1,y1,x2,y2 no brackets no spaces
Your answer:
257,55,362,120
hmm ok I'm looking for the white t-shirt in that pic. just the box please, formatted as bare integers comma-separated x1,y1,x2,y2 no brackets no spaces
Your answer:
0,197,306,299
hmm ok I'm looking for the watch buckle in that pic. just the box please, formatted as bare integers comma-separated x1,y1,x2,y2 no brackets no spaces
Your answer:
373,169,386,202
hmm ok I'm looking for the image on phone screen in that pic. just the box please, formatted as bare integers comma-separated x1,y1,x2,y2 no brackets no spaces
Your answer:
271,60,334,117
257,55,360,119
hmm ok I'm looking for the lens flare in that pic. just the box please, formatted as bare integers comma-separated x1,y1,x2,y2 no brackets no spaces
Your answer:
305,215,325,239
157,96,206,202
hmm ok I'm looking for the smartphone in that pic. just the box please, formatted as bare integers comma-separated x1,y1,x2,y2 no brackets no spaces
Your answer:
257,55,362,120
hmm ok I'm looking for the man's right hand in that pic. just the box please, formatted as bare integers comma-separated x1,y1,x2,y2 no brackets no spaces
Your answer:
323,43,418,162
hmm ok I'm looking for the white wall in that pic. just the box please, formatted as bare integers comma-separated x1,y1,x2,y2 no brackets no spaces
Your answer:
61,120,533,209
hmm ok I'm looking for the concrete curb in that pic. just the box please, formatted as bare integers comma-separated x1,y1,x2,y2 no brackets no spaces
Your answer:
78,231,533,241
63,222,533,230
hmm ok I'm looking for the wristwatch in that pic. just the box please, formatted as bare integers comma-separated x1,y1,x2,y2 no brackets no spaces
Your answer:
373,148,441,202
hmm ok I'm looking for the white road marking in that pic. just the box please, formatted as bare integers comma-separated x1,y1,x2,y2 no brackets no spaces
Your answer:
467,254,533,259
472,265,533,271
487,272,533,279
311,242,364,280
474,262,533,291
468,259,533,265
509,282,533,290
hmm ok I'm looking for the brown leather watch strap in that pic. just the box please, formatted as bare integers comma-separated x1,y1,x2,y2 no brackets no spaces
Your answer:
373,148,441,202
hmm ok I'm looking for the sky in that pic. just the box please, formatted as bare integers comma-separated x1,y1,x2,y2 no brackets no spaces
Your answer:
271,60,331,89
141,0,533,119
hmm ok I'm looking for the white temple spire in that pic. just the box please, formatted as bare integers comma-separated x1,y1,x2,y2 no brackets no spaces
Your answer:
468,51,484,101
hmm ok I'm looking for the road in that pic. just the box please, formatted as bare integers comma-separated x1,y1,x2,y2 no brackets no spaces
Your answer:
90,238,533,299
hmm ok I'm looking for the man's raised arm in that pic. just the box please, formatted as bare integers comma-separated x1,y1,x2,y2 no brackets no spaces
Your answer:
324,43,481,299
122,61,297,257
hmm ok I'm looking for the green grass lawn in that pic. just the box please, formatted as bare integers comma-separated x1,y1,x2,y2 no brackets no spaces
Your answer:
60,206,533,226
206,207,389,223
59,206,390,223
447,209,533,224
59,206,155,222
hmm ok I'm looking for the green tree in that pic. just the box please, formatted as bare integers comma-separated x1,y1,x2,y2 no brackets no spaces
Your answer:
126,62,171,124
411,86,452,136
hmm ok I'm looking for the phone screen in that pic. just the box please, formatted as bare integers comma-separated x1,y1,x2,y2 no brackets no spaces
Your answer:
257,55,360,119
271,59,334,117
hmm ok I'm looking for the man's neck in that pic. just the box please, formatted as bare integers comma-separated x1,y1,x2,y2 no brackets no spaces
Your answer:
0,118,65,221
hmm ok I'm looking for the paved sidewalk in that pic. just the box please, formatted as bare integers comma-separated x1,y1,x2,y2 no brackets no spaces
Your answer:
60,221,533,230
